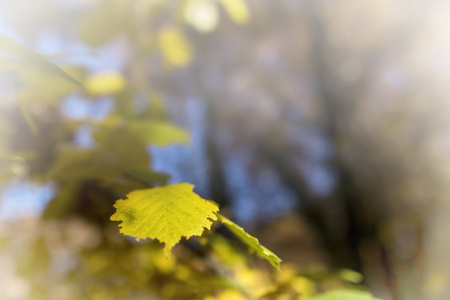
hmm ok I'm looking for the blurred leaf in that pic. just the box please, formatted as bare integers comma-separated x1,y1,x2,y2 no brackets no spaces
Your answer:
157,27,192,66
0,33,83,88
17,96,38,134
77,0,129,46
128,119,190,146
111,183,219,256
217,0,250,24
0,236,10,251
216,214,282,269
124,166,170,185
214,289,246,300
291,276,316,297
17,68,80,103
339,268,364,284
94,126,150,168
42,184,79,220
16,237,49,277
0,54,16,69
184,0,219,33
311,289,382,300
86,71,126,95
210,234,247,266
43,147,120,182
153,250,177,273
144,93,168,119
425,271,448,296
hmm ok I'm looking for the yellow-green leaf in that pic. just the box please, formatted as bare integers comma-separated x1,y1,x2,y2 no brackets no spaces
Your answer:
157,28,192,66
111,183,219,256
128,120,190,146
338,268,364,283
216,214,282,269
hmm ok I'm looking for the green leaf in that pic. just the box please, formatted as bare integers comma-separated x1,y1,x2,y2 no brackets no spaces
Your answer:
311,289,382,300
128,120,190,146
124,167,170,185
42,184,79,220
93,126,150,168
216,214,282,269
43,147,120,182
111,183,219,256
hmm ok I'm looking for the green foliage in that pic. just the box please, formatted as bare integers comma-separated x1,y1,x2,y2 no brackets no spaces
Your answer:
111,183,219,256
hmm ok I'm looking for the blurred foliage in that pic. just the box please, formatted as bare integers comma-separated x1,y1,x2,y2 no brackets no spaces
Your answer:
0,0,382,299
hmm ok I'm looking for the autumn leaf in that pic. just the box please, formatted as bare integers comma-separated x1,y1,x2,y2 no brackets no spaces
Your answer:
111,183,219,256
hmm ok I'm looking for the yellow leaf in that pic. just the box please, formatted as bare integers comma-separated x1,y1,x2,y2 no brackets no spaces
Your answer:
111,183,219,256
217,0,250,24
87,72,126,95
157,28,192,66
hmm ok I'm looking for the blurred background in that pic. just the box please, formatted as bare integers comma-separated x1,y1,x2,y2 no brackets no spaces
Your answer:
1,0,450,299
